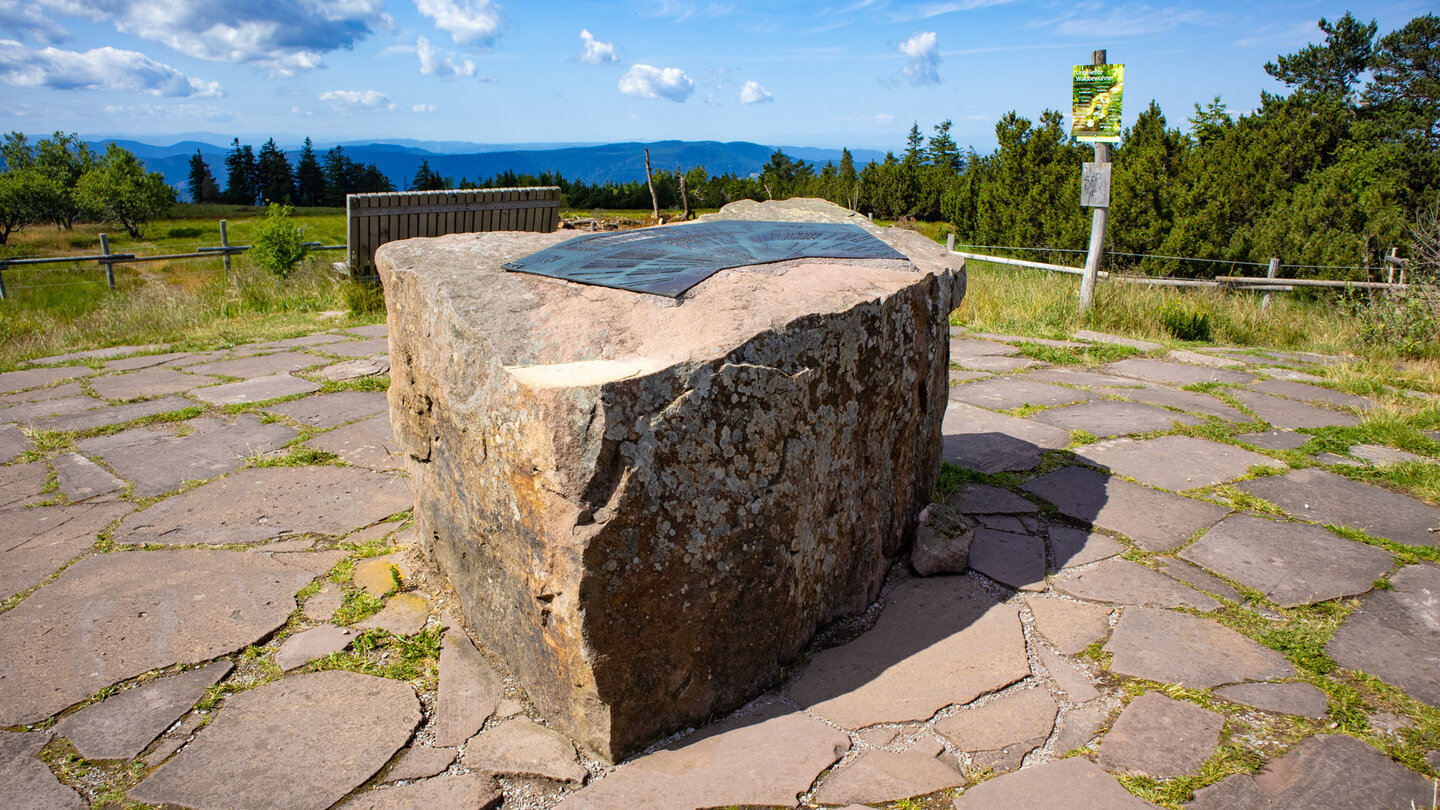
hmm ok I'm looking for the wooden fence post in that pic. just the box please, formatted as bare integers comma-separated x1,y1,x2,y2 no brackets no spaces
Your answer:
0,261,7,301
947,234,956,252
1262,257,1279,313
99,233,115,290
1078,48,1112,314
219,220,232,286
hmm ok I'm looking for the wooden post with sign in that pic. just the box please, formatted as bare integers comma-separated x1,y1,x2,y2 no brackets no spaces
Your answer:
1077,49,1114,313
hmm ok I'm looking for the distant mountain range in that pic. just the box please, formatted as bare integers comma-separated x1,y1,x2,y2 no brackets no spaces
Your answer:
86,138,890,197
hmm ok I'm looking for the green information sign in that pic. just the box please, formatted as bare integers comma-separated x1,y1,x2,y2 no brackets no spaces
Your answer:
1072,64,1125,143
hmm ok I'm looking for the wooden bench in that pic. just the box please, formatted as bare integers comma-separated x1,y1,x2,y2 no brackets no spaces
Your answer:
344,186,561,278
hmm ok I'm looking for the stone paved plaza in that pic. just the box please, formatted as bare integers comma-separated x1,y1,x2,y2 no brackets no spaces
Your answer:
1,322,1439,809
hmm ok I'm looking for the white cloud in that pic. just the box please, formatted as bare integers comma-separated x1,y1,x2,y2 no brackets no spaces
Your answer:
579,29,616,64
413,103,438,112
1055,6,1204,37
415,0,502,47
102,101,232,120
890,0,1018,22
737,80,772,104
415,35,475,77
318,89,396,111
0,0,68,43
898,30,941,86
618,64,693,102
0,39,223,96
34,0,389,78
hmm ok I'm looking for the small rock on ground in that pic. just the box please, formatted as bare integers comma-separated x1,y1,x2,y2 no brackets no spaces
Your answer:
911,504,974,576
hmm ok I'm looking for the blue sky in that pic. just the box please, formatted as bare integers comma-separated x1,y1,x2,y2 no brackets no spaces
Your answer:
0,0,1428,153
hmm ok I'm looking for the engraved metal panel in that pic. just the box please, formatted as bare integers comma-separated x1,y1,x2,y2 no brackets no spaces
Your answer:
503,220,907,297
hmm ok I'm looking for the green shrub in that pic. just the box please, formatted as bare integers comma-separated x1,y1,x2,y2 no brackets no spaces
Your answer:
249,203,307,278
1158,299,1213,341
344,281,385,315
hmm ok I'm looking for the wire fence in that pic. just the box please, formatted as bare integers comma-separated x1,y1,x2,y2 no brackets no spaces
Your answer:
947,238,1419,294
948,243,1395,274
0,228,345,301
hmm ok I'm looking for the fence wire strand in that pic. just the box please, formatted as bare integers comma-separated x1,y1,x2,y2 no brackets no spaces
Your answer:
950,244,1380,273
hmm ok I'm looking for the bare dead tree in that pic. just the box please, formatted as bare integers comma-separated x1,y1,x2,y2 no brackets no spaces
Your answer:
677,166,691,221
644,148,659,222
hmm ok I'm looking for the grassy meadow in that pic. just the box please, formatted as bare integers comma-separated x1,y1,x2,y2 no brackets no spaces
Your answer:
0,205,372,369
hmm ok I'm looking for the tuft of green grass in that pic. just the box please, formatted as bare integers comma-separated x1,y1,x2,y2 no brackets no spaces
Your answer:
332,589,385,625
1013,341,1138,366
246,447,341,468
318,374,390,394
310,626,441,682
934,461,1023,498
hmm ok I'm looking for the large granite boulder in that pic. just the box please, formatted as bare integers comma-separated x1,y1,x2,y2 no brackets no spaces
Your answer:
376,198,964,761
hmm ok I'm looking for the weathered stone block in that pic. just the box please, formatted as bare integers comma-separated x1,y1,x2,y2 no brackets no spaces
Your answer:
378,199,962,761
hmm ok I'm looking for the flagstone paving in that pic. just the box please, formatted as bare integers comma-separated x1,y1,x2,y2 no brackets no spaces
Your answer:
2,324,1438,809
1228,388,1363,429
129,670,420,810
0,424,31,463
1022,466,1230,551
192,371,322,405
1327,564,1440,707
78,413,295,497
1030,399,1205,436
1237,467,1440,546
113,465,410,546
1098,692,1224,778
948,377,1093,410
1072,434,1284,492
87,366,217,400
1179,513,1393,606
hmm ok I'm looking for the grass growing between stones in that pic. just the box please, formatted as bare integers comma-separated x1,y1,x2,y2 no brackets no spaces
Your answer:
317,374,390,394
309,626,442,685
331,590,385,625
1012,341,1139,366
933,462,1024,498
245,447,341,468
39,737,150,808
1323,524,1440,567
